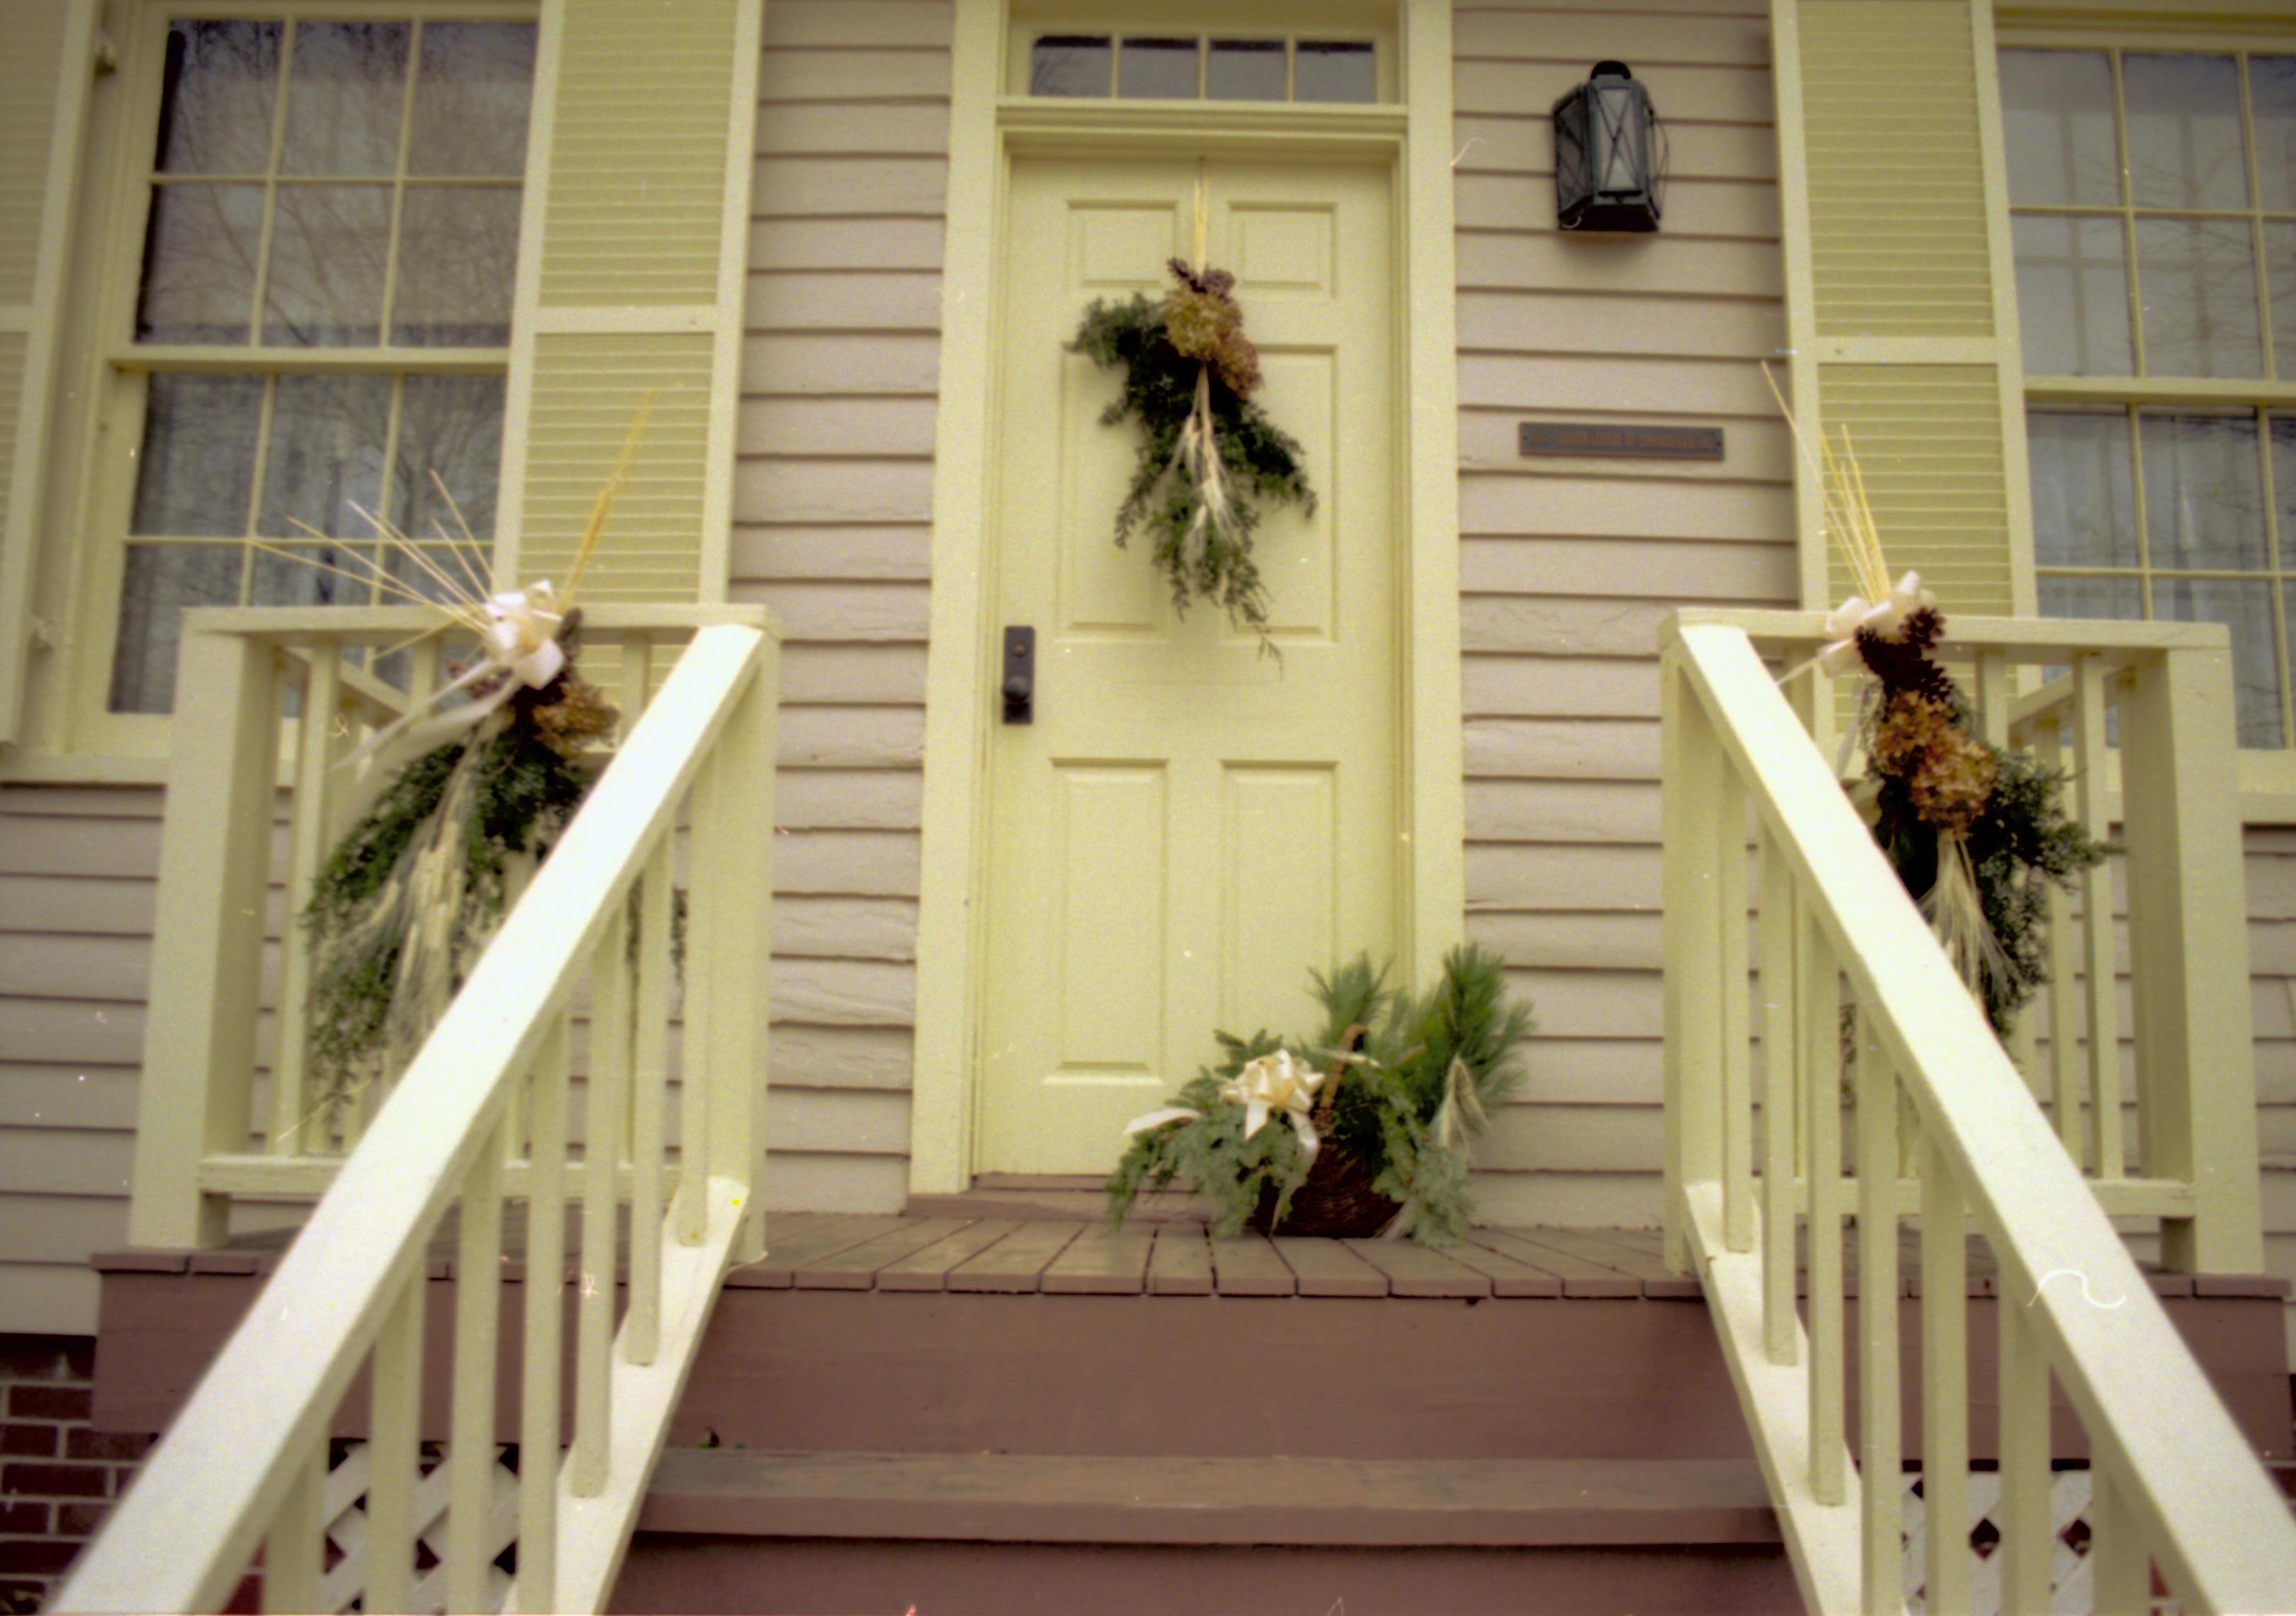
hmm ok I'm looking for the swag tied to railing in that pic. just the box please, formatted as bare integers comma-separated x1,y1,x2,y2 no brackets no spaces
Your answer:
57,602,780,1615
1660,607,2293,1616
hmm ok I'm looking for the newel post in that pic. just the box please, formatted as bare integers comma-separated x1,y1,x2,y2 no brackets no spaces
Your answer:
128,622,278,1248
1661,634,1724,1272
2117,636,2264,1274
704,634,778,1264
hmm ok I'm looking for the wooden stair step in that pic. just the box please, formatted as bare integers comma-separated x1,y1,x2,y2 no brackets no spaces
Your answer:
638,1451,1782,1549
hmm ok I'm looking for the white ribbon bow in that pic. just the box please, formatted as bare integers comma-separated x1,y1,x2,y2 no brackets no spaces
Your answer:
480,582,567,692
342,581,568,780
1123,1049,1326,1162
1813,571,1932,678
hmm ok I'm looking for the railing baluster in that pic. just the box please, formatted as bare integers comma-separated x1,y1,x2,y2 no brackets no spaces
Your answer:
446,1116,506,1616
676,754,719,1247
1721,766,1753,1255
627,838,675,1365
2073,655,2122,1182
2090,1452,2152,1615
1856,1028,1901,1612
273,650,342,1158
517,1016,570,1614
618,636,655,740
1996,1284,2052,1616
364,1268,424,1616
1920,1136,1969,1616
259,1438,325,1616
573,906,633,1496
1758,829,1797,1365
1801,903,1845,1507
1660,662,1723,1272
704,653,777,1264
2032,713,2086,1165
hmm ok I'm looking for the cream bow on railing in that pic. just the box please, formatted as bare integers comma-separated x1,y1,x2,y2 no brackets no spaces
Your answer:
1125,1049,1327,1162
1811,570,1932,678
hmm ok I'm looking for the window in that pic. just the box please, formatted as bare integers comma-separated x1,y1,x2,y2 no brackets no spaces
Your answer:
1026,33,1379,103
2003,44,2296,750
107,15,534,714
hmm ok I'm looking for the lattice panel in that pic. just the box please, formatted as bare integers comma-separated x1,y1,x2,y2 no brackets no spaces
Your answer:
1901,1468,2178,1616
315,1441,520,1615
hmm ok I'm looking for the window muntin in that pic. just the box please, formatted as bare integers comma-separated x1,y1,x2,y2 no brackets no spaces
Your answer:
2005,43,2296,753
111,15,531,715
1028,33,1378,103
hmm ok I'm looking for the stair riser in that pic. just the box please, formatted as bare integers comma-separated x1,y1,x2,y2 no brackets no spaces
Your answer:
611,1537,1799,1616
675,1291,1755,1461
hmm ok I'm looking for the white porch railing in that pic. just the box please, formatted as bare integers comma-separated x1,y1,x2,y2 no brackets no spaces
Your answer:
1661,610,2295,1615
54,604,780,1615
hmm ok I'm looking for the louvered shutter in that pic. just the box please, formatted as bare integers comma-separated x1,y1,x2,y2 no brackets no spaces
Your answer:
0,2,96,744
494,0,761,603
1772,0,2032,622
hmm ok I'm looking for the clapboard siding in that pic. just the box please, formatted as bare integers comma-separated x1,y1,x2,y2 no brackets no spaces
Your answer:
1452,0,1785,1227
732,0,950,1214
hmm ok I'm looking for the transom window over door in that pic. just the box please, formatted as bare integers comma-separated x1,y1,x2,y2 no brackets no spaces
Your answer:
2002,44,2296,751
108,14,533,714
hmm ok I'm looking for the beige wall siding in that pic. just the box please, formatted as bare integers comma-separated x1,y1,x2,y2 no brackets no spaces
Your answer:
0,784,154,1331
1449,0,1791,1227
734,0,950,1214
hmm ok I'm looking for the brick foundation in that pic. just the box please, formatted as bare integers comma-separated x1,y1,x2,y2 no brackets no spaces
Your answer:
0,1337,153,1612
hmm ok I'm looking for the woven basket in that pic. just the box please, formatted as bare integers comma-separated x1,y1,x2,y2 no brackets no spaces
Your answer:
1242,1025,1401,1238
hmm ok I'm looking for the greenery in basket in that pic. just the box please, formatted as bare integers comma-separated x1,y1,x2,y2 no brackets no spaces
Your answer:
1105,946,1534,1243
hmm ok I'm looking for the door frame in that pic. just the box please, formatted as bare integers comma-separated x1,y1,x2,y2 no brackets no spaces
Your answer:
908,0,1465,1194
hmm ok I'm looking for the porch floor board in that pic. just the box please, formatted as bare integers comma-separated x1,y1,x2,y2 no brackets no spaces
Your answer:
105,1210,2289,1303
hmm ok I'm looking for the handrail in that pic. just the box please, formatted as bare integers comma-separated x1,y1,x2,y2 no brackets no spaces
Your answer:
1661,614,2295,1614
57,611,780,1614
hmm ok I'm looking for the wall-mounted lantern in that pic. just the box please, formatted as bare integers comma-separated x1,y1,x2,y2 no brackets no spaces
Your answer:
1552,61,1667,232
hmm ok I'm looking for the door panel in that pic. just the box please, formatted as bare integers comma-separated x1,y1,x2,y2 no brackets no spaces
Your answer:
979,156,1397,1174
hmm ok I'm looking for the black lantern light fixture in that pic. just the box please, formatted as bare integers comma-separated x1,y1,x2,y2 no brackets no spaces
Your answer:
1552,61,1667,232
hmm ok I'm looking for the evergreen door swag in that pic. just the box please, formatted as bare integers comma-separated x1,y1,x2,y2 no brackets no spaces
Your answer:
1070,255,1315,651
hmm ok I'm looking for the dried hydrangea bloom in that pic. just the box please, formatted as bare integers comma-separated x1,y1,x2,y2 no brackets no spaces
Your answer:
1873,690,1997,836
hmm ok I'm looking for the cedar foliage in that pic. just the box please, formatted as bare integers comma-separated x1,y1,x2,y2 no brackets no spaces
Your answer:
1069,268,1315,643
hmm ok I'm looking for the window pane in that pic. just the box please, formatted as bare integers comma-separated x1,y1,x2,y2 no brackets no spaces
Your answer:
407,23,536,176
1031,36,1110,96
2038,572,2142,622
2141,413,2266,570
258,374,391,538
2135,219,2263,378
261,184,391,346
2256,57,2296,214
130,374,262,536
2124,53,2249,211
280,21,409,176
135,184,263,344
2161,578,2283,747
110,546,249,712
1296,40,1375,103
2013,214,2133,376
393,186,519,347
2275,415,2296,567
155,21,281,174
1998,50,2120,208
2269,223,2296,383
1208,40,1285,102
252,544,375,607
393,375,506,545
2028,411,2138,567
1119,38,1198,99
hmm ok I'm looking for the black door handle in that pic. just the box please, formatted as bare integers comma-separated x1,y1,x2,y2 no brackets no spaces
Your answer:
1002,626,1035,724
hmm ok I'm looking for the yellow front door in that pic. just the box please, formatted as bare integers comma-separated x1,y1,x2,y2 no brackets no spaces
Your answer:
977,155,1400,1175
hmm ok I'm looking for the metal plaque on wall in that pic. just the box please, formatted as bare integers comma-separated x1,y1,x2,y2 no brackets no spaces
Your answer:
1519,422,1725,461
